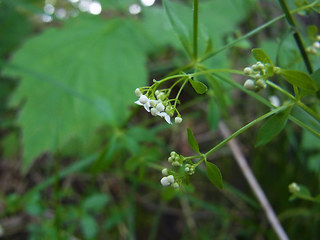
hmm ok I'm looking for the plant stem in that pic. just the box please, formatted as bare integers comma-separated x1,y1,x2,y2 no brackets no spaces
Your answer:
218,122,290,240
205,104,290,157
278,0,313,73
193,0,199,61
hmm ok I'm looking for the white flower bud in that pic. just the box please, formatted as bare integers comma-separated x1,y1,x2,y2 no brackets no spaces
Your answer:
256,79,267,89
155,90,160,96
252,64,259,71
156,103,165,112
243,79,255,90
149,99,158,107
160,177,170,186
175,117,182,124
288,182,300,193
135,88,142,97
167,175,174,184
243,67,252,75
151,108,159,116
162,168,168,176
168,156,173,163
139,95,148,104
313,41,320,49
172,183,179,189
273,66,280,74
269,95,280,107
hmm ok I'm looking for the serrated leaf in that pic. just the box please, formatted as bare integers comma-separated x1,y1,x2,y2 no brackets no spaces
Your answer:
187,128,200,153
162,0,192,57
189,79,208,94
252,48,273,65
3,16,147,172
280,69,318,91
205,161,224,189
256,106,292,146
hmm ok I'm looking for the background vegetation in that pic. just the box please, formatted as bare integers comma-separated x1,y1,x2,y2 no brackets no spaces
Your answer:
0,0,320,239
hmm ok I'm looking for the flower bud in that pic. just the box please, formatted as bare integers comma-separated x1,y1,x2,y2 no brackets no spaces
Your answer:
151,108,159,116
288,182,300,194
156,103,165,112
175,117,182,124
243,67,252,75
135,88,142,97
160,177,170,186
313,41,320,49
172,183,179,189
139,95,148,104
256,79,267,89
150,99,158,107
162,168,168,176
244,79,255,90
167,175,174,184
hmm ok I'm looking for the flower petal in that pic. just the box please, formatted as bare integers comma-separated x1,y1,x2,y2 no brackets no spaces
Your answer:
144,101,151,112
134,100,143,106
164,114,172,124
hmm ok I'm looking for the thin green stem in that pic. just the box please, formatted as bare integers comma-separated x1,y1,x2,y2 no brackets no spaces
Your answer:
278,0,313,73
174,79,188,109
205,104,291,157
193,0,199,60
266,80,296,100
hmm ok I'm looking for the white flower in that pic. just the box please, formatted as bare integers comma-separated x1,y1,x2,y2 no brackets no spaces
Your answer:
157,111,171,124
135,88,142,97
150,107,159,116
243,79,255,90
149,99,158,107
167,175,174,184
134,95,151,112
269,95,280,107
160,177,171,186
162,168,168,176
175,117,182,124
313,41,320,49
156,103,165,112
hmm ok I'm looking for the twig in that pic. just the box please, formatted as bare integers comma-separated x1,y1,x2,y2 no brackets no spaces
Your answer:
218,121,289,240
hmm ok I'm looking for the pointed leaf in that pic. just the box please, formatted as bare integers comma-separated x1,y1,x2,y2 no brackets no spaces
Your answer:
189,79,208,94
205,161,224,189
256,106,292,146
280,69,318,91
187,128,200,153
252,48,273,65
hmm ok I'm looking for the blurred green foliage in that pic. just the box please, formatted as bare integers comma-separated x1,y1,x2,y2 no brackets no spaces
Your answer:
0,0,320,239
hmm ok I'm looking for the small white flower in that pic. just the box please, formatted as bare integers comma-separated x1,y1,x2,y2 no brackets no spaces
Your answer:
135,95,151,112
172,183,179,189
175,117,182,124
156,103,165,112
158,112,171,124
150,107,158,116
269,95,280,107
160,177,171,186
243,67,252,75
150,99,158,107
162,168,168,176
135,88,142,97
243,79,255,90
167,175,174,184
139,95,148,104
313,41,320,49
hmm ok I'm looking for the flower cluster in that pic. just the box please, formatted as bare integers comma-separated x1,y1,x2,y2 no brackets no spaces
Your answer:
160,170,179,188
134,88,182,124
168,151,184,167
243,61,279,91
306,35,320,55
184,163,195,175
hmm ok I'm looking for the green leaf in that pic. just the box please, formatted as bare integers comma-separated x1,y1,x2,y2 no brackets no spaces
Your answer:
189,79,208,94
207,98,220,130
82,193,110,213
162,0,192,57
256,106,292,146
280,69,318,91
251,48,273,65
187,128,200,153
3,16,147,173
205,161,224,189
81,215,98,239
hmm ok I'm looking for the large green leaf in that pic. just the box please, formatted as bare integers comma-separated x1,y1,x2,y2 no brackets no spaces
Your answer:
279,69,318,91
3,15,147,172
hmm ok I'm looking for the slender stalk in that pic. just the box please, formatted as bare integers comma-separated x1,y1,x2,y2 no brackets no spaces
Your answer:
205,104,290,157
219,122,290,240
278,0,313,73
193,0,199,61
